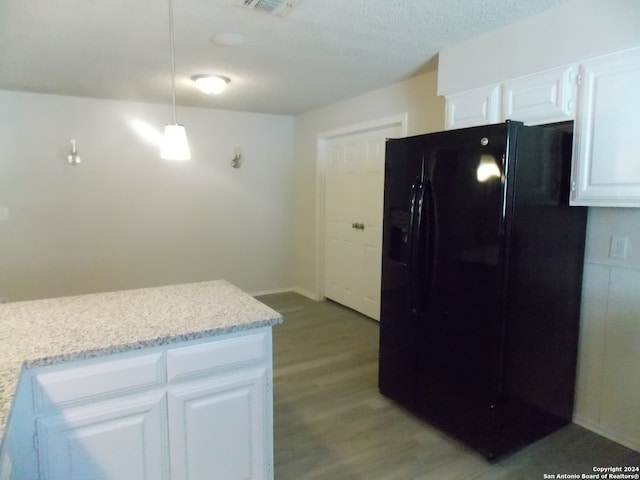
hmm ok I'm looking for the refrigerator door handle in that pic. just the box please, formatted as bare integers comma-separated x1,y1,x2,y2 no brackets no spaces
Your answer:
408,177,425,311
423,177,436,297
407,178,419,254
407,179,418,309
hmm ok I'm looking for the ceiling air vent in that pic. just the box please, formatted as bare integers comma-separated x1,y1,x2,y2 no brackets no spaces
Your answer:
240,0,301,16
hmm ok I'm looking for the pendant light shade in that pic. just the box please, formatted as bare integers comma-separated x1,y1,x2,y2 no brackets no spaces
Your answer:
162,0,191,161
161,124,191,160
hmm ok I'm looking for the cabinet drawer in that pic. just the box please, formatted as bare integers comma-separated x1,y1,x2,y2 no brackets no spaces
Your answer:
33,353,164,413
167,331,268,382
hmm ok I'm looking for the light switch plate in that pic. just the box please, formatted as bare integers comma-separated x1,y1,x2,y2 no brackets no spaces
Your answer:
0,206,7,220
610,235,628,260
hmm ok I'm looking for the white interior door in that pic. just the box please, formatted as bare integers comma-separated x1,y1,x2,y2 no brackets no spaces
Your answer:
324,124,401,320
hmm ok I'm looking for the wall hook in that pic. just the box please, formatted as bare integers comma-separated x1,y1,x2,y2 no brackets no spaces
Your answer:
67,139,81,165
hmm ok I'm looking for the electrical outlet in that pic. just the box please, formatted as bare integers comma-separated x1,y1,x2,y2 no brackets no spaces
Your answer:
609,235,628,260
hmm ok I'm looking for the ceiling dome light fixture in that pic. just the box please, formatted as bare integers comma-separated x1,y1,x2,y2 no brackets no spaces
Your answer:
192,75,230,95
161,0,191,161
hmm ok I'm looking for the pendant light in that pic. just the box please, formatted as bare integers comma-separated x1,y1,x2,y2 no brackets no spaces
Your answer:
161,0,191,161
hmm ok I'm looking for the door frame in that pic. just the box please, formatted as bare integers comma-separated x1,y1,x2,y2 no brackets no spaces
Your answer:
315,113,408,302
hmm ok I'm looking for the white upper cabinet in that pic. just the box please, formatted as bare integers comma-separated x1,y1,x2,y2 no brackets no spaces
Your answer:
443,45,640,207
502,65,577,125
570,46,640,207
445,66,577,130
446,65,577,130
445,85,501,129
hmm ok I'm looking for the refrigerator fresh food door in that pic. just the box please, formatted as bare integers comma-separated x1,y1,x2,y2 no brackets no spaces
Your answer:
415,124,511,454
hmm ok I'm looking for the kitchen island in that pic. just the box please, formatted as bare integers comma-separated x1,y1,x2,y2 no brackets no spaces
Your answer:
0,280,282,479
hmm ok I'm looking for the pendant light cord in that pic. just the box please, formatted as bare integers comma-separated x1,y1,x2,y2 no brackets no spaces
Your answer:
168,0,177,124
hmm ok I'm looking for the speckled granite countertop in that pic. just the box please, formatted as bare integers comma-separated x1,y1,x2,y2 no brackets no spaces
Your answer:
0,280,282,442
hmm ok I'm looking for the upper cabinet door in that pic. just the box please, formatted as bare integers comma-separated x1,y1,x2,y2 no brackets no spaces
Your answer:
571,46,640,207
502,65,577,125
445,85,501,130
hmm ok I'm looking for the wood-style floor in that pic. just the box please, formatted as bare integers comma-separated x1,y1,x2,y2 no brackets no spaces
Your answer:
257,292,640,480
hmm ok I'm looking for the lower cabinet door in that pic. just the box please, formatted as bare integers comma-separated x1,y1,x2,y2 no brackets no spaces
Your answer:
36,391,169,480
168,367,271,480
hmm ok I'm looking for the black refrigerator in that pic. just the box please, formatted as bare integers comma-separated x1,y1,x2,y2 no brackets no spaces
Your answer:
378,120,587,460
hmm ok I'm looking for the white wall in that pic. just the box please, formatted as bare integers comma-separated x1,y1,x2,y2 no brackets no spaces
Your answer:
0,90,294,301
438,0,640,451
291,70,445,297
438,0,640,95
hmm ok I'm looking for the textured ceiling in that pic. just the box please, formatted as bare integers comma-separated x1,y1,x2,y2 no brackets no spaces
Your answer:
0,0,567,115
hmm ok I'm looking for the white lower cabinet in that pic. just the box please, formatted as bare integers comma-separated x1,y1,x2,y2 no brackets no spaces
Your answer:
22,328,273,480
36,391,169,480
168,368,270,480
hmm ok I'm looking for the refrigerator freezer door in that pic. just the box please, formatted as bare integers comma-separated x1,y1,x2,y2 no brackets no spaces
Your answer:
378,137,423,409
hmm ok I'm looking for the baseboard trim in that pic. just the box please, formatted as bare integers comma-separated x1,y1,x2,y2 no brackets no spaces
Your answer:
291,286,322,301
250,287,294,297
573,416,640,452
